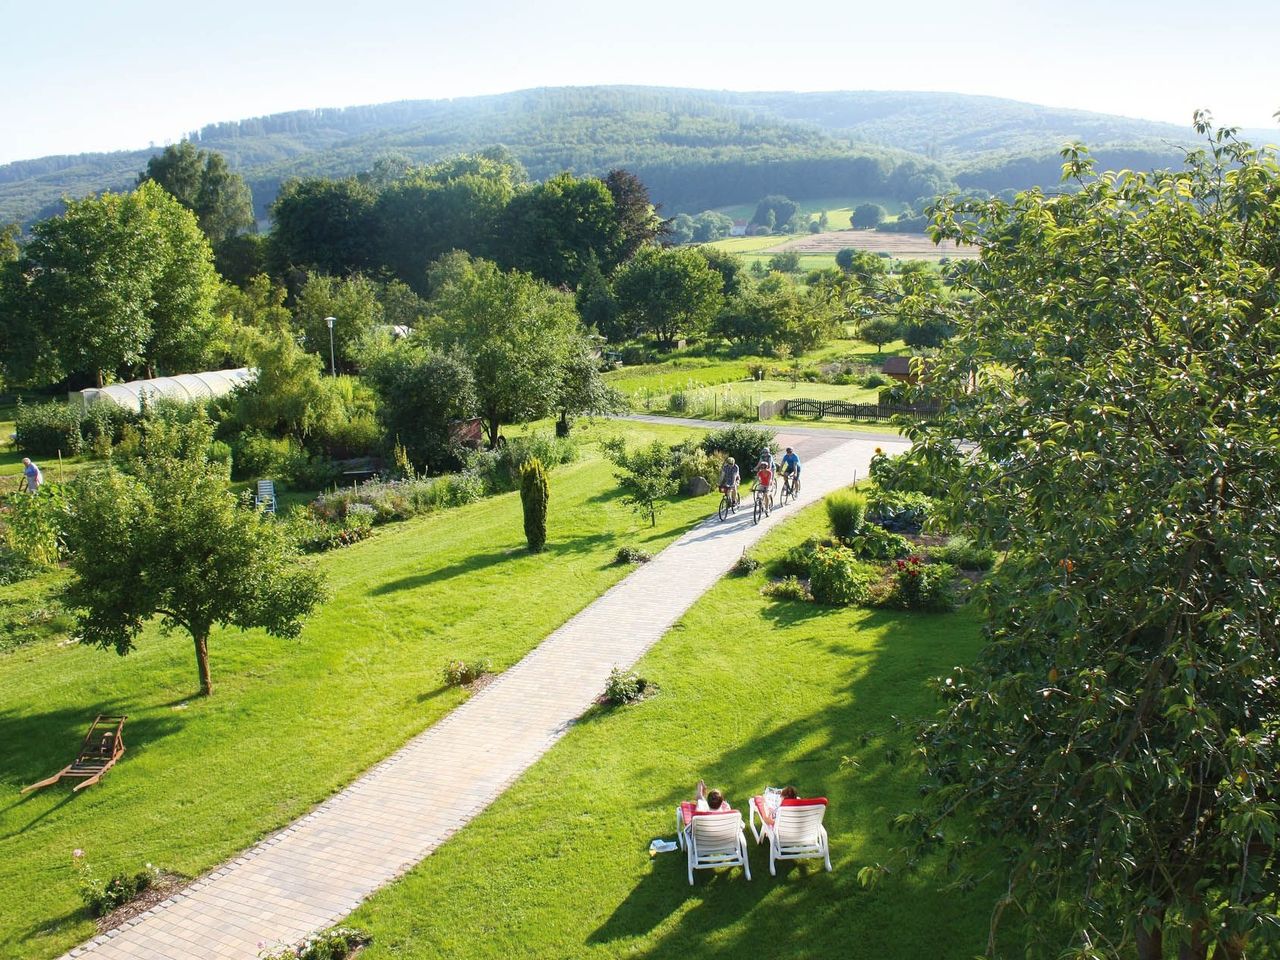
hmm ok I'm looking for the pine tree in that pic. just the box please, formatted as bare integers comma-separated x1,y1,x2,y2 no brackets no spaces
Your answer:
519,458,549,552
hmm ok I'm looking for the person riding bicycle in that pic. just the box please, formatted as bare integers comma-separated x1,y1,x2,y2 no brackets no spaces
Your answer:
780,447,801,490
754,458,774,507
759,446,776,472
718,457,741,504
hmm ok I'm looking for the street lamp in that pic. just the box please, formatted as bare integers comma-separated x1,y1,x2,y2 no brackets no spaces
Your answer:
324,316,336,376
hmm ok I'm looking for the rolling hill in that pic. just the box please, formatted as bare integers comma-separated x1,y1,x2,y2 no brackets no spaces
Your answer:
2,85,1262,228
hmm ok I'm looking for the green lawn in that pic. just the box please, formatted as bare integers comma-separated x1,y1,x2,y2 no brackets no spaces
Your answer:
344,489,999,959
0,421,713,960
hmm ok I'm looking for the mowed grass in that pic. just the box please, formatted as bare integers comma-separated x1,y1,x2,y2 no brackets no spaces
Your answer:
0,422,711,960
345,495,1000,960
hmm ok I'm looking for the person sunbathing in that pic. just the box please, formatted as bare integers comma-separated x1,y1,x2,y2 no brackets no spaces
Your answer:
694,779,730,812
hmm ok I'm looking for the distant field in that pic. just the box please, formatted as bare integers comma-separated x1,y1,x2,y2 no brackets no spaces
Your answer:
767,229,978,259
711,196,908,223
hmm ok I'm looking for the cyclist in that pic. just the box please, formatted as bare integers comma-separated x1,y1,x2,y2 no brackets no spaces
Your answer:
780,447,801,494
754,457,774,509
718,457,741,506
758,446,776,472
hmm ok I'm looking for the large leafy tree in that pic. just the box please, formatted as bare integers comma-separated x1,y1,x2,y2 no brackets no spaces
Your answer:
364,341,477,472
498,172,623,287
612,245,724,346
293,272,384,372
553,337,625,436
269,176,379,279
885,123,1280,959
427,253,581,447
139,140,255,245
65,420,325,696
374,154,522,294
716,274,840,356
604,168,668,261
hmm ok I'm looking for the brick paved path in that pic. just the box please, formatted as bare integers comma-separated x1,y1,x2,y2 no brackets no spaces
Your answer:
65,434,901,959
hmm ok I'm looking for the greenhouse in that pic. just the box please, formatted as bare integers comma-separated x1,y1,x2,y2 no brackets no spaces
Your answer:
72,368,255,413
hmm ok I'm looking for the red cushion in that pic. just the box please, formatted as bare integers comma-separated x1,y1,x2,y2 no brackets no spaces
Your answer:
781,796,827,807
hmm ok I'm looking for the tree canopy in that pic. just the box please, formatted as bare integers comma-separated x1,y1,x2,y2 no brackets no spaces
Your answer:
612,246,724,346
887,123,1280,959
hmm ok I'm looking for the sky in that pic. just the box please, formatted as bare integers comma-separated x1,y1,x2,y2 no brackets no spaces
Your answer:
2,0,1278,163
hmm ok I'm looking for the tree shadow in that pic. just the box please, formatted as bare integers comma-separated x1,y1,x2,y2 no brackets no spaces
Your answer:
583,611,1002,959
369,548,518,595
0,705,185,835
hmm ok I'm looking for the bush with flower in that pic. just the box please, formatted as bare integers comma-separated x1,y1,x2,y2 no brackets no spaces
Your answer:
71,848,161,917
887,555,955,612
258,926,368,959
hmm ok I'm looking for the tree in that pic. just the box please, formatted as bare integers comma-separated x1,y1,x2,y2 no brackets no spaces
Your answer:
64,424,324,696
836,247,888,284
850,202,887,229
752,195,798,229
605,168,667,261
363,341,476,473
612,246,724,346
498,172,623,287
857,315,899,352
696,246,747,298
691,210,734,243
668,213,696,246
17,183,219,387
140,182,226,377
427,253,579,447
716,274,839,356
139,141,255,245
293,273,384,372
374,154,521,294
767,251,801,273
884,124,1280,959
229,322,341,441
575,257,621,339
554,336,625,436
519,458,549,552
269,177,379,278
603,437,676,527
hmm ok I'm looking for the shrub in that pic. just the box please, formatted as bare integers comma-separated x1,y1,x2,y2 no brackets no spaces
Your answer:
207,440,233,479
0,545,41,586
866,486,935,533
72,851,160,918
762,576,811,601
614,545,652,565
314,413,381,460
604,666,651,705
732,551,760,575
259,926,368,960
519,458,549,553
808,545,877,606
826,490,868,541
864,372,888,388
888,555,956,612
443,658,491,686
232,433,309,483
868,448,943,497
700,425,777,473
932,535,996,571
465,433,576,494
845,524,912,561
769,536,825,578
14,401,86,456
671,443,722,488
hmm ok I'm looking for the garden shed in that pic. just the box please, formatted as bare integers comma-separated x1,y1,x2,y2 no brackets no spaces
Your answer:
71,368,255,413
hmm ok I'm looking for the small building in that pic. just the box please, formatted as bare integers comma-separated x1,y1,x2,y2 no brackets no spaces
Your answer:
882,356,932,385
71,368,255,413
729,219,749,237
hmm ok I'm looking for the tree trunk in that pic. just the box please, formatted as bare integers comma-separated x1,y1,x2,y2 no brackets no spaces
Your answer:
1179,921,1209,960
556,411,570,437
193,630,213,696
95,369,105,389
1214,934,1249,960
1136,906,1165,960
486,414,501,450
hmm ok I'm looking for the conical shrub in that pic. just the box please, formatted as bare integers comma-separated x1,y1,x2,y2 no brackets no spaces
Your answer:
519,457,549,552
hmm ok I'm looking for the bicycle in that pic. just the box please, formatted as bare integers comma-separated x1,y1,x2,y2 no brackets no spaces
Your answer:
717,485,741,522
751,481,772,525
780,470,800,506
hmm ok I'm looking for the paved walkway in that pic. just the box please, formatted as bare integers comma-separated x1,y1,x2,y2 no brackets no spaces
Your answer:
64,434,904,960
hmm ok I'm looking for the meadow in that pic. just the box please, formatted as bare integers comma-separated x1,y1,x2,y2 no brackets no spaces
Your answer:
0,421,711,960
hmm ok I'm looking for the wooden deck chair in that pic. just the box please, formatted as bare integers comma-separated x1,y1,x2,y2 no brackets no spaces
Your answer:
254,479,277,514
22,716,127,794
749,795,831,875
675,802,751,884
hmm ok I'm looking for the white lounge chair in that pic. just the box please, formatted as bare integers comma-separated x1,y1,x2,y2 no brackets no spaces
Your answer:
749,796,832,875
254,479,277,514
675,801,751,885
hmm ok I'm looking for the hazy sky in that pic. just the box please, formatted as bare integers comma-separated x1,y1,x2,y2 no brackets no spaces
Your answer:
3,0,1278,163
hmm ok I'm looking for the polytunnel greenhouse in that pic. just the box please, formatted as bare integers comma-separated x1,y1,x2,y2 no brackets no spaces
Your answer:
72,368,255,413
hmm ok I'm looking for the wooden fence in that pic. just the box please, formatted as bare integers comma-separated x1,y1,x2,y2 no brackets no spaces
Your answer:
778,398,939,422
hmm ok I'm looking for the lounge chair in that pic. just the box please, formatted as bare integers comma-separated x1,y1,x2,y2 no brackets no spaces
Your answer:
254,479,277,514
748,795,832,874
675,801,751,884
22,716,127,794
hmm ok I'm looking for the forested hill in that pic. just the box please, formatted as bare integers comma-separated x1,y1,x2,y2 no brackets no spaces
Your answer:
1,86,1259,226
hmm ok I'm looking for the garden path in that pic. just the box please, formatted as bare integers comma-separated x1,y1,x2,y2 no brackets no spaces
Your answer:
63,431,904,960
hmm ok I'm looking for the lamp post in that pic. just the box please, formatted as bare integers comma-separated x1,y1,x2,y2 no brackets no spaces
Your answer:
324,316,336,376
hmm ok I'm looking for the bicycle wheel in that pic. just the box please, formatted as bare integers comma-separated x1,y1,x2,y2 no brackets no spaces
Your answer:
753,494,763,525
718,494,730,522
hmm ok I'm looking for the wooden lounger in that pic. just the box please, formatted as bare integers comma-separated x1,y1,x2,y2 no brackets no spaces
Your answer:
22,715,127,794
